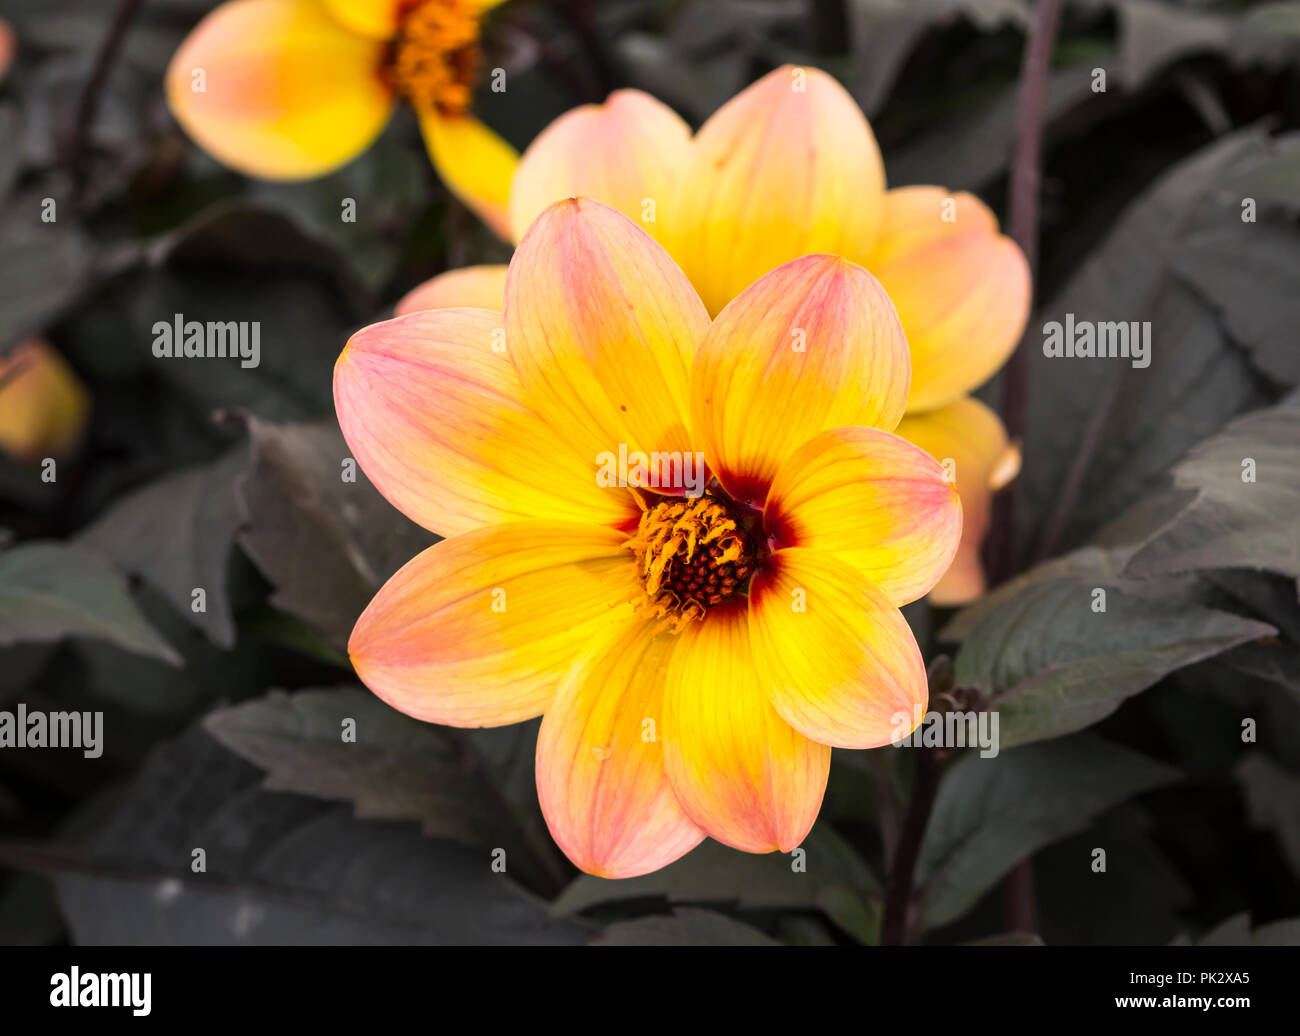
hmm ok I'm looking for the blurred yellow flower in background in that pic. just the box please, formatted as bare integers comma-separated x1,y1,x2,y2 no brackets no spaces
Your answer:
404,67,1031,602
0,340,91,464
165,0,517,235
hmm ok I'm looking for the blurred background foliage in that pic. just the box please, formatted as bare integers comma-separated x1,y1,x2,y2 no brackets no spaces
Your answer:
0,0,1298,945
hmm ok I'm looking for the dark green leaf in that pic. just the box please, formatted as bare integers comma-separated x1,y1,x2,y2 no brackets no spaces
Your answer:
124,268,347,422
230,416,435,647
0,542,180,665
53,727,589,945
203,687,492,847
1126,402,1300,584
78,450,245,648
952,577,1271,748
1224,134,1300,211
916,735,1178,928
553,825,880,942
591,907,778,946
887,61,1099,191
1236,754,1300,877
0,195,90,350
1020,131,1280,559
1117,0,1229,88
1189,912,1300,946
1035,804,1192,946
1176,223,1300,386
247,134,426,298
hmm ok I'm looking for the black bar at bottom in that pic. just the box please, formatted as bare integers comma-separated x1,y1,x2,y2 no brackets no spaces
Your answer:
0,945,1287,1023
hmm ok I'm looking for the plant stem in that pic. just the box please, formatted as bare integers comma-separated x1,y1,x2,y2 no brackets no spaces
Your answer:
68,0,145,203
1001,853,1039,934
987,0,1065,582
879,738,943,944
1006,0,1064,306
880,658,955,945
987,0,1066,936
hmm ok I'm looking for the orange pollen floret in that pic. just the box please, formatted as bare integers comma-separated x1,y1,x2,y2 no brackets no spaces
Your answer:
624,495,756,633
389,0,483,116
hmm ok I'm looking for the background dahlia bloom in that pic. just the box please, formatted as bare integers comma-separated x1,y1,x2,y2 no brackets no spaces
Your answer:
335,198,962,878
0,340,91,464
165,0,516,235
401,66,1030,602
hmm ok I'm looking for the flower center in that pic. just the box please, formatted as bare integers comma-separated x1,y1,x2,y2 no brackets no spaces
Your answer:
625,494,758,632
389,0,482,116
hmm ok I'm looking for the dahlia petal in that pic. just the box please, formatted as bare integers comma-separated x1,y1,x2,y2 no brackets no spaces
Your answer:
348,522,638,727
748,548,928,749
334,308,637,537
419,108,518,240
662,606,830,853
865,187,1032,410
504,198,709,483
394,265,508,316
764,426,962,606
321,0,403,37
536,618,705,878
866,186,998,265
508,89,691,245
896,396,1019,606
165,0,394,181
321,0,506,38
674,65,886,315
690,253,910,507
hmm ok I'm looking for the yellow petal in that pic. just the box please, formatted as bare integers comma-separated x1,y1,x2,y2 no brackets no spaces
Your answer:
866,186,998,264
865,187,1032,411
748,548,928,749
0,340,91,463
326,0,504,38
505,198,709,479
419,109,518,240
896,396,1018,606
662,605,829,853
323,0,510,39
690,253,910,507
536,618,705,878
165,0,394,181
508,89,691,245
765,427,962,606
334,307,638,537
394,264,507,315
349,522,639,727
321,0,402,37
674,65,886,315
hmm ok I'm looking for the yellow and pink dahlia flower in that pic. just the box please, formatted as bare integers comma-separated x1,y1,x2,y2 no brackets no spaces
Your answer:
165,0,517,235
334,198,962,877
402,66,1031,602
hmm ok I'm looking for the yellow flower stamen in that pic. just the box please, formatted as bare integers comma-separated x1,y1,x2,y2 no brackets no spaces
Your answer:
624,495,755,633
390,0,483,116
